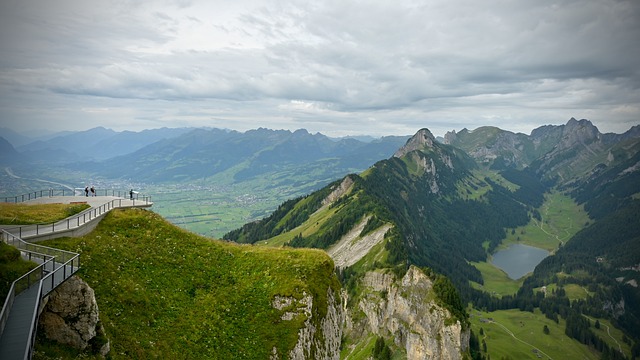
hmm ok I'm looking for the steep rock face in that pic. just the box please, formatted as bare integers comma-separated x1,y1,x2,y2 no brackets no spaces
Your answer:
444,127,537,169
345,267,469,359
394,129,436,158
271,288,343,360
39,276,110,356
327,216,392,268
532,118,610,183
395,128,471,195
322,176,354,206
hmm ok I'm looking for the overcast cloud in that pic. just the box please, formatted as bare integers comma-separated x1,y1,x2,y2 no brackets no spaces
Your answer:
0,0,638,137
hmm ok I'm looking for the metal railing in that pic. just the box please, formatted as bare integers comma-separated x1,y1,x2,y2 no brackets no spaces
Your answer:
0,229,80,358
1,188,149,203
2,196,152,239
1,230,79,270
0,254,52,339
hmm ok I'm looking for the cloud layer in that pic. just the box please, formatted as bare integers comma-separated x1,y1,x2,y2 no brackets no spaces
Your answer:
1,0,638,136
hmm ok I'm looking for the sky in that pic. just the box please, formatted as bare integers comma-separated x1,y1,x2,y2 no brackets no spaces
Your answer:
0,0,639,138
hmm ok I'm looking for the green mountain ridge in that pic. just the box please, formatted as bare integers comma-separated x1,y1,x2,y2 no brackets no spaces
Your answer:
6,118,639,359
225,118,640,359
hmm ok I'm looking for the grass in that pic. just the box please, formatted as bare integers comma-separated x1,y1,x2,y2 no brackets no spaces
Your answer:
469,261,523,297
563,284,591,301
470,308,599,360
582,315,632,357
500,191,590,252
261,204,339,247
472,190,590,298
341,333,376,360
35,208,340,359
147,177,330,239
0,202,90,225
0,241,38,304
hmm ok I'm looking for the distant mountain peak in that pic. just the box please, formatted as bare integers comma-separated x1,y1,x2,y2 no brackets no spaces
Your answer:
393,128,436,158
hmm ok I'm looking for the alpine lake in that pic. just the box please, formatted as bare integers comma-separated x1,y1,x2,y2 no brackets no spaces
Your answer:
491,243,550,280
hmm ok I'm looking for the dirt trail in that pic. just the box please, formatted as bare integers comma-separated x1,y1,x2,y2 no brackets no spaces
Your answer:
583,315,623,354
489,320,553,360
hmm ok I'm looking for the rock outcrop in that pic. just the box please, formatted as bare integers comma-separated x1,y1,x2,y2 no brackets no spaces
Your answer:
344,266,469,359
322,176,354,206
327,216,392,269
38,276,110,356
271,288,343,360
394,129,437,158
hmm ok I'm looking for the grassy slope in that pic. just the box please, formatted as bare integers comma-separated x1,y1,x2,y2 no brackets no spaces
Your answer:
469,261,523,297
36,208,340,359
471,190,589,297
261,204,339,247
470,309,598,360
499,190,590,252
0,202,90,225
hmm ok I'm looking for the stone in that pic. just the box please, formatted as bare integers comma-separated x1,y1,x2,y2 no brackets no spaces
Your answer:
38,275,110,356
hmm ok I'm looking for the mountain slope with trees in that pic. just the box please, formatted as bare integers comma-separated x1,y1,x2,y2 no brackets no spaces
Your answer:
225,119,640,359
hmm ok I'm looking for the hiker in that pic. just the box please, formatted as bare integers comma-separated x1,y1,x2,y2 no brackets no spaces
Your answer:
84,186,89,197
90,186,95,196
129,189,134,200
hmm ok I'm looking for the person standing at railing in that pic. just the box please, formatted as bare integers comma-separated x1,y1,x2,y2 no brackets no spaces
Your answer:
90,186,95,196
129,189,134,200
84,186,89,197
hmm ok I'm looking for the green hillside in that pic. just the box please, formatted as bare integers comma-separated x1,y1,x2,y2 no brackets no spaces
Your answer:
36,208,340,359
223,124,640,359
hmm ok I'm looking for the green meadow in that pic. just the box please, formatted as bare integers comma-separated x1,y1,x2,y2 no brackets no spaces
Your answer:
0,202,90,225
470,308,599,360
36,208,339,359
470,261,523,297
500,191,590,252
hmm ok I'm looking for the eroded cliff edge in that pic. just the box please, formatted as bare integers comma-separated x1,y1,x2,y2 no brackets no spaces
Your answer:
342,266,470,359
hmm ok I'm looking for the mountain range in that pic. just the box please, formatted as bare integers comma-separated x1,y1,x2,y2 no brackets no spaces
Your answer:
1,126,409,184
3,118,640,359
224,118,640,359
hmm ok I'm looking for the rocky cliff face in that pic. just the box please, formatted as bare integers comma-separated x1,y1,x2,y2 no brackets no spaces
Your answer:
39,276,110,356
531,118,613,183
394,129,436,158
271,287,343,360
343,267,469,359
444,126,539,169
